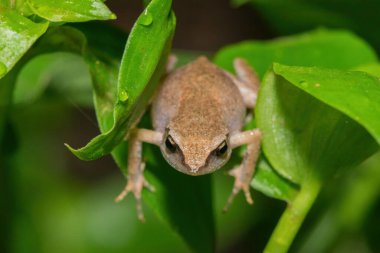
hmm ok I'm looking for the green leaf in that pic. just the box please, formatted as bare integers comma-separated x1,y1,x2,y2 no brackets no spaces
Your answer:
71,21,128,60
258,66,378,253
257,66,378,184
0,0,33,16
0,62,6,78
214,29,378,202
214,29,377,79
273,64,380,145
67,0,176,161
27,0,116,22
354,63,380,78
0,10,48,146
1,25,99,150
0,10,48,74
252,158,298,202
144,146,215,253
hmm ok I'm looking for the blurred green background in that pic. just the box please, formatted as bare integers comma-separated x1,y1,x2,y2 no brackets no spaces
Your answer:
2,0,380,252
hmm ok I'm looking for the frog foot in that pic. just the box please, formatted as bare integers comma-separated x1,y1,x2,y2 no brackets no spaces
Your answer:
115,162,155,222
223,165,254,212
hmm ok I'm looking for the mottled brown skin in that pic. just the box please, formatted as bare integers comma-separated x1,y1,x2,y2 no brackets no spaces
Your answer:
152,56,246,174
116,56,261,221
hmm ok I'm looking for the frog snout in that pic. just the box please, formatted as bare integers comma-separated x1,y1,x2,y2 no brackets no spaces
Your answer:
186,160,206,174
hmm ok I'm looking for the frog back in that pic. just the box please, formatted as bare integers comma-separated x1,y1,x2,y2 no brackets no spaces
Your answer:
151,56,246,133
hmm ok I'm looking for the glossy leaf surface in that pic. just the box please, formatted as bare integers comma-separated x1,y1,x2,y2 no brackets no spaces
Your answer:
27,0,116,22
274,64,380,144
214,29,377,79
257,67,378,184
0,10,48,75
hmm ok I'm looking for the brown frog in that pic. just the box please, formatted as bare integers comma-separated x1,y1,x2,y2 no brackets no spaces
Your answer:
116,56,261,221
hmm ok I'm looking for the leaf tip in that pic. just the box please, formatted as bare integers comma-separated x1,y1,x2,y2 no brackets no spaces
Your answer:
110,13,117,20
64,143,89,161
64,142,77,154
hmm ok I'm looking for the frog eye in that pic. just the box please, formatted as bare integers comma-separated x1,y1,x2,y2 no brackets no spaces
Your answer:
165,135,177,153
215,140,228,157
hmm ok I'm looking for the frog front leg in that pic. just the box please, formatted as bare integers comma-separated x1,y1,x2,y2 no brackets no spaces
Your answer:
223,57,262,211
224,129,262,211
115,128,163,221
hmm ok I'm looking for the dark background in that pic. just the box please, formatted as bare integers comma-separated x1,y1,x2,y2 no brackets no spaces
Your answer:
108,0,272,51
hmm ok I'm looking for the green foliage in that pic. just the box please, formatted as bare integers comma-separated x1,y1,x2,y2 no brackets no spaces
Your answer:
274,64,380,144
2,1,380,253
8,101,194,253
354,63,380,78
66,0,176,162
214,29,377,78
252,158,298,202
27,0,115,22
2,1,216,252
0,10,48,75
143,146,215,253
13,53,93,106
299,152,380,253
0,0,115,149
257,67,378,252
258,66,379,184
215,29,379,199
215,29,380,252
0,0,113,74
0,9,47,142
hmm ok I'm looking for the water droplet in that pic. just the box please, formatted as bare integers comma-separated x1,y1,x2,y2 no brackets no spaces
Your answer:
119,90,128,102
138,10,153,26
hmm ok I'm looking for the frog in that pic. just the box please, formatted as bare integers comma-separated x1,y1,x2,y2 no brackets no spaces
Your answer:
115,56,261,221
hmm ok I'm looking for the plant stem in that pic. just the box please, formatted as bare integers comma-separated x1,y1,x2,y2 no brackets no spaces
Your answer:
264,176,321,253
